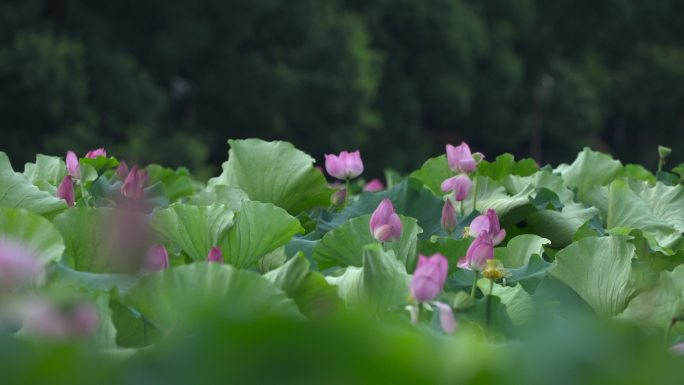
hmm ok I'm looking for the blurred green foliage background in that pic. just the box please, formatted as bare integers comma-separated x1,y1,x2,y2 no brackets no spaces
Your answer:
2,0,684,177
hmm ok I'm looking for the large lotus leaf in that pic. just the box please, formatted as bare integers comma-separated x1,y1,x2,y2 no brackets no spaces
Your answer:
477,153,538,181
125,263,301,333
109,299,161,348
188,185,250,212
326,244,410,313
0,152,68,216
409,155,452,195
145,165,196,202
317,179,443,239
560,147,623,197
313,214,421,271
23,154,66,187
468,176,536,226
584,180,680,248
618,264,684,334
265,254,343,318
496,234,551,268
476,279,534,325
527,202,600,248
0,207,65,264
53,207,115,272
208,139,332,214
549,235,636,317
417,237,471,273
220,200,304,268
51,262,139,295
152,203,234,262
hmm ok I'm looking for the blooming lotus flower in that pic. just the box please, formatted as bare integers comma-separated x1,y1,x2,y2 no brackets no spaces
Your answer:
369,199,402,242
411,253,448,302
433,302,457,334
85,148,107,158
0,238,45,291
143,244,169,271
446,142,480,173
57,175,75,207
207,247,224,263
363,179,385,192
441,199,457,234
116,160,129,181
122,166,148,200
440,175,472,201
458,232,494,271
66,151,80,179
470,209,506,245
324,151,363,180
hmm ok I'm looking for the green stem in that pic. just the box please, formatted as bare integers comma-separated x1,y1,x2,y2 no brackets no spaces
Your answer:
459,200,464,217
471,172,479,214
657,158,663,174
344,179,350,207
79,181,90,208
470,270,479,298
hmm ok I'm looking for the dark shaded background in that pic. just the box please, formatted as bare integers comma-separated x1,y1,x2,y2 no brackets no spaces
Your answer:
2,0,683,179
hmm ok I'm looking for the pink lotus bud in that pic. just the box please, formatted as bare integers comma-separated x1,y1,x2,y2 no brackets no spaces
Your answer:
331,188,347,206
143,244,169,271
85,148,107,158
122,166,148,200
207,247,224,263
441,199,457,234
116,160,130,181
369,199,402,242
433,302,457,334
411,254,448,302
458,232,494,271
470,209,506,245
68,302,99,337
363,179,385,192
446,142,480,173
66,151,80,179
324,150,364,180
440,175,472,201
0,238,45,291
57,175,75,207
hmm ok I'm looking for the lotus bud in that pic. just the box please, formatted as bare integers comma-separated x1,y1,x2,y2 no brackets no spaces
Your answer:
433,302,457,334
85,148,107,158
446,142,481,173
68,302,100,337
457,232,494,271
441,199,457,234
57,175,75,207
363,179,385,192
369,199,402,243
143,244,169,271
331,188,347,206
116,160,130,181
440,175,472,201
469,209,506,245
324,150,363,180
0,238,45,291
410,254,448,302
122,166,148,200
207,247,224,263
66,151,80,179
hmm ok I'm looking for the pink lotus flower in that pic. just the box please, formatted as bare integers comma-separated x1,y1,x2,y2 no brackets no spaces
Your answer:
122,166,148,200
57,175,75,207
324,151,363,180
441,199,457,234
470,209,506,245
116,160,130,181
143,244,169,271
446,142,480,173
369,199,402,242
20,299,99,340
458,232,494,271
66,151,80,179
0,238,45,291
411,254,448,302
440,175,472,201
363,179,385,192
85,148,107,158
207,247,224,263
433,302,457,334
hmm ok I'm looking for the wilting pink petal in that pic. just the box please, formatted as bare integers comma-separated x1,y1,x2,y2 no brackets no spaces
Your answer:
324,151,363,180
369,199,402,242
363,179,385,192
441,175,472,201
85,148,107,158
458,232,494,271
470,209,506,246
57,175,75,207
446,142,480,173
66,151,80,179
433,302,457,334
411,254,448,302
207,247,224,263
